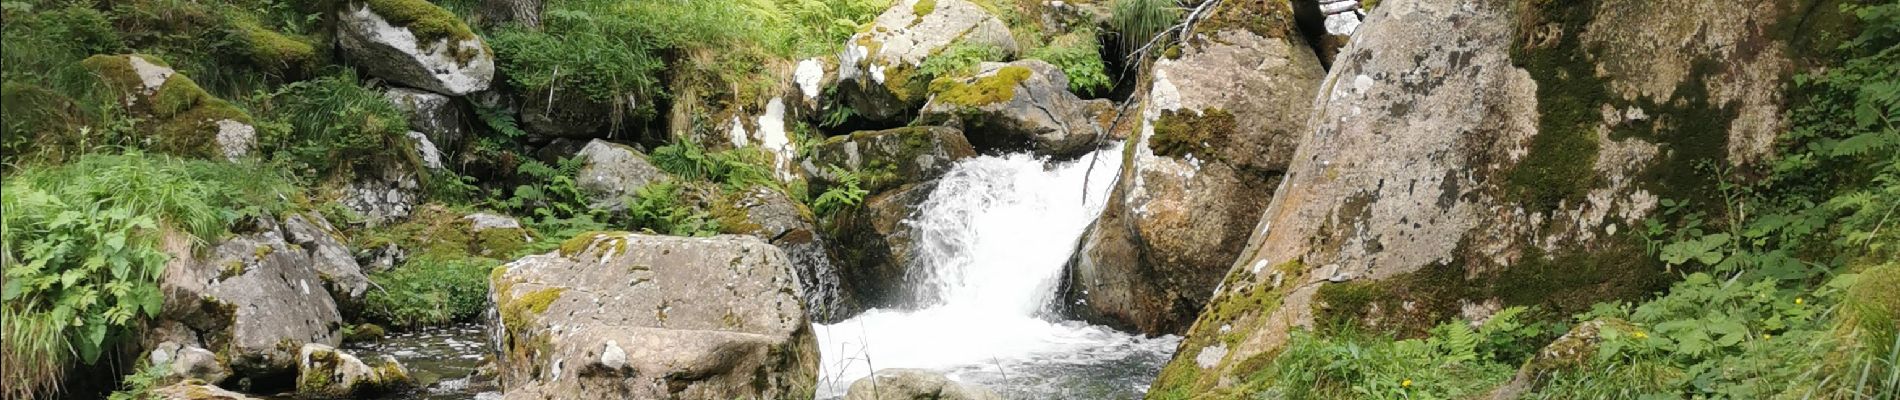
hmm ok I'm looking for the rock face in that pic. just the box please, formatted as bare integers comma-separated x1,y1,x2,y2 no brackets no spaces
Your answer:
81,54,256,161
149,218,344,385
152,383,260,400
282,212,370,303
918,60,1111,159
490,232,818,399
385,87,470,152
844,369,1001,400
147,342,233,385
338,0,496,95
341,162,422,225
719,186,853,320
1066,0,1323,336
803,127,976,309
296,343,412,398
574,139,670,211
800,126,977,195
1152,0,1814,395
837,0,1018,122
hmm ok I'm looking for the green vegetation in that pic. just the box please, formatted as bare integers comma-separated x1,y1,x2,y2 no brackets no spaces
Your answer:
361,254,496,327
1148,108,1235,161
2,153,296,399
916,43,1010,80
258,71,415,178
1027,29,1113,96
1232,309,1535,399
927,65,1033,107
1108,0,1180,61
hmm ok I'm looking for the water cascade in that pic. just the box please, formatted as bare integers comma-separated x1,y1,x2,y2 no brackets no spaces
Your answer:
815,143,1181,398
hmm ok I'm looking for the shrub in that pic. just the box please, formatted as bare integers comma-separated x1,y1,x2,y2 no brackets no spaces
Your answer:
1108,0,1180,61
360,254,497,327
1,152,295,400
258,72,414,178
1028,29,1113,96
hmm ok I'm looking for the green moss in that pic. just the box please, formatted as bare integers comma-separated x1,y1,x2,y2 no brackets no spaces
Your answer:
926,65,1032,107
1148,108,1236,161
342,323,387,343
1150,260,1306,396
81,54,256,160
1506,0,1606,214
360,0,477,45
2,82,93,165
471,227,529,257
912,0,938,19
220,260,246,279
1189,0,1295,41
233,20,316,77
1606,60,1736,207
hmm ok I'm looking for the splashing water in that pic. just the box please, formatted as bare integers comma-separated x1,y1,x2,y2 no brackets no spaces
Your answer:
816,143,1180,398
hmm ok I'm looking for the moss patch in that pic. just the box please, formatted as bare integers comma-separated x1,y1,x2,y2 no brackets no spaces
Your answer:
1190,0,1295,42
233,19,316,77
1148,108,1236,162
82,54,256,160
927,65,1032,108
1506,0,1606,214
913,0,938,19
1150,260,1307,397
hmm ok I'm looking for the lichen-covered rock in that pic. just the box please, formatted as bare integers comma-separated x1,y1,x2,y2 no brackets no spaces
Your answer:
837,0,1018,122
149,218,343,385
489,232,818,399
574,139,670,211
717,187,854,320
296,343,413,398
282,212,371,304
147,342,232,385
917,60,1111,159
844,369,1001,400
152,382,261,400
385,87,470,152
81,54,256,162
340,161,422,225
338,0,496,95
1152,0,1818,395
1066,0,1322,336
800,126,977,195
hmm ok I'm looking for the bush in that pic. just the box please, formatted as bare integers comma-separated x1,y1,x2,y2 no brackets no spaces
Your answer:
360,254,497,327
1027,29,1113,96
1,152,296,400
1108,0,1180,61
258,72,414,178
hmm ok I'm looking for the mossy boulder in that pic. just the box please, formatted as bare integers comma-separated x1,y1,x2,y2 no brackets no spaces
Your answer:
715,187,853,320
799,126,977,196
1489,318,1639,397
1846,264,1900,354
338,0,495,95
81,54,257,161
295,343,413,398
282,212,371,304
146,341,233,386
489,233,817,399
837,0,1018,122
917,60,1111,159
1066,0,1322,336
1152,0,1820,395
825,183,936,310
0,82,91,165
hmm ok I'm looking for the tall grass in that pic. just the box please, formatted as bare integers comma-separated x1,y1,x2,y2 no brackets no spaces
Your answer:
1,152,297,400
1108,0,1180,61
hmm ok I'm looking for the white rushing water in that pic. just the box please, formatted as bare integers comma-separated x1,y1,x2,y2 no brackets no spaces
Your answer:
815,143,1180,398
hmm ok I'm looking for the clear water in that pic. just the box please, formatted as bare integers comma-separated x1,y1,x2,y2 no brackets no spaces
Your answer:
815,144,1181,399
343,323,499,400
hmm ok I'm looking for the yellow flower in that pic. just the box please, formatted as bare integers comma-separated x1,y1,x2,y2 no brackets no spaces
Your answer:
1633,331,1649,339
1402,379,1413,388
1764,333,1773,340
1795,297,1805,305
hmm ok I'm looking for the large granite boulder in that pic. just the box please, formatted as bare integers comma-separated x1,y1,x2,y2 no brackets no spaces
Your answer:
717,186,853,320
1065,0,1323,336
918,60,1112,159
837,0,1018,122
148,217,344,388
845,369,1001,400
800,126,977,195
1152,0,1819,395
338,0,496,95
296,343,413,398
490,232,818,399
573,139,670,211
81,54,256,161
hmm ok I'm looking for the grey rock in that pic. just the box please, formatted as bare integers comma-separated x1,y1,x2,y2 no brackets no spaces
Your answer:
385,87,470,152
828,183,935,309
799,126,977,195
490,233,818,399
1068,0,1323,335
297,343,413,398
918,60,1107,159
147,341,232,385
721,186,852,321
845,369,1000,400
574,139,670,211
337,1,495,95
152,218,342,382
152,382,260,400
341,162,421,225
282,212,370,303
836,0,1017,122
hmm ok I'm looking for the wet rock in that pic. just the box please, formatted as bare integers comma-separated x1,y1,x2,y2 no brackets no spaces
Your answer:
147,342,232,385
845,369,1001,400
800,126,977,195
837,0,1018,122
1067,0,1323,336
296,343,413,398
337,0,495,95
80,54,256,161
1154,0,1813,394
152,382,260,400
490,233,818,399
918,60,1109,159
828,183,935,309
385,87,470,152
573,139,670,211
715,187,852,320
150,217,343,385
282,212,370,303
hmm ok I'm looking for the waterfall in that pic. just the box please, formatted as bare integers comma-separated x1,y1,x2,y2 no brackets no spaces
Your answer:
815,143,1179,398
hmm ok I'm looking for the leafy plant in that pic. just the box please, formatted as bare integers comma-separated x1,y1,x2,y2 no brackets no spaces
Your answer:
625,181,722,237
916,43,1008,80
648,138,779,190
360,254,497,327
1253,309,1533,400
813,165,870,217
1027,29,1113,96
490,157,599,224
